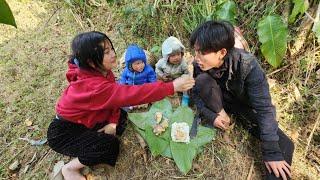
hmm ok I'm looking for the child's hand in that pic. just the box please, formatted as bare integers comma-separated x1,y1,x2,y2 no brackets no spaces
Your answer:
173,75,195,92
97,123,117,135
161,75,172,82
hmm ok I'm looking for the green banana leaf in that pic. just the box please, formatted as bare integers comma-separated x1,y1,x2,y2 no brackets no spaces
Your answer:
257,15,288,68
148,98,173,117
161,145,173,158
170,141,197,175
128,99,216,174
128,112,150,130
145,126,170,156
170,106,194,126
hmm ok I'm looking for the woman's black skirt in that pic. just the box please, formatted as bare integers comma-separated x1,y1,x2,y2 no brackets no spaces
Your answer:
47,110,127,166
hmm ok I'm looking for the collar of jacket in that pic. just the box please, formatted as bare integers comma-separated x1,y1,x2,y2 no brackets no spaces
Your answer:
206,48,240,79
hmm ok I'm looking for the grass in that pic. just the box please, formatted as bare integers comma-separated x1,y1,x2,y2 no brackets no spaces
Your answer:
0,0,319,179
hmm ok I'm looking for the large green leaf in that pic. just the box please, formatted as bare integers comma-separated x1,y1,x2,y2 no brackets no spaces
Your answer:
161,145,173,158
191,126,216,148
128,99,216,174
215,0,237,25
148,98,173,117
145,126,169,156
170,106,194,126
133,125,146,139
170,141,197,175
289,0,309,24
313,20,320,43
128,112,149,130
0,0,16,28
128,98,173,130
257,15,288,68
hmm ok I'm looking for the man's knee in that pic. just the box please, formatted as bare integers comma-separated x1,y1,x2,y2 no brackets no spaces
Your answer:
196,73,219,89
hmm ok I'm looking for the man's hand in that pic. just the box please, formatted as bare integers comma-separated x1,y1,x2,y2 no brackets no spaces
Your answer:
213,109,231,130
264,161,291,180
97,123,117,135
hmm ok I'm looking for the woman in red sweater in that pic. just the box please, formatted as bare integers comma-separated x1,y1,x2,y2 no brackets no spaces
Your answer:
47,31,195,180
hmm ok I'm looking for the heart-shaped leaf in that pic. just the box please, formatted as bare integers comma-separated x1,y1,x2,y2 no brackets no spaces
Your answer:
257,15,288,68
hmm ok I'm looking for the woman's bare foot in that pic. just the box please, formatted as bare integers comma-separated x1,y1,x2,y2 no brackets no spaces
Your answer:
61,158,86,180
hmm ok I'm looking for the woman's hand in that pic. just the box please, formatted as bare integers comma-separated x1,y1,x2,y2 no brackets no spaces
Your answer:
173,75,195,92
264,161,291,180
97,123,117,135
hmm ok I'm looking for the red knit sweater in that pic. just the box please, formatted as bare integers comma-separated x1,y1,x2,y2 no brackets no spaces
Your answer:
56,62,174,128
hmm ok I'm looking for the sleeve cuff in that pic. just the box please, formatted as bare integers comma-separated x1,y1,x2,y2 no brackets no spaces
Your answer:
261,141,284,161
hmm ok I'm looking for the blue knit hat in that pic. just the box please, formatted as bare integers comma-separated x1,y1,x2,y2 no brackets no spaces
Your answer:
125,44,146,67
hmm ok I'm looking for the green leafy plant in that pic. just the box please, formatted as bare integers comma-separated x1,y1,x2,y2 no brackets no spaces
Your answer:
128,99,216,174
257,15,288,68
183,0,237,34
64,0,98,18
183,0,215,34
0,0,16,28
215,0,237,24
289,0,309,24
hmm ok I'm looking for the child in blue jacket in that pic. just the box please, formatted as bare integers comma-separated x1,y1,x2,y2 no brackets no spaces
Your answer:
119,44,157,85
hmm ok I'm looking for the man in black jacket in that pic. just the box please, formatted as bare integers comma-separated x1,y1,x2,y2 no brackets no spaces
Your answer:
190,20,294,180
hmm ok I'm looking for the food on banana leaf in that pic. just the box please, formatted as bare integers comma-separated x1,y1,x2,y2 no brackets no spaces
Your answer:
155,112,162,124
153,124,166,136
160,118,169,129
171,122,190,143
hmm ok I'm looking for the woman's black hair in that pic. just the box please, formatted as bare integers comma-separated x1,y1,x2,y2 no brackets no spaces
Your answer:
190,20,235,54
70,31,115,72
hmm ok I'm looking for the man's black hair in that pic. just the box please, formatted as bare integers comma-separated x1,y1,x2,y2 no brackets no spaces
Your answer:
71,31,115,72
190,20,235,54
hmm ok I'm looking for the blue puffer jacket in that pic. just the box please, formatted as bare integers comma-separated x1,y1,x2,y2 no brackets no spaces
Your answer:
119,44,157,85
